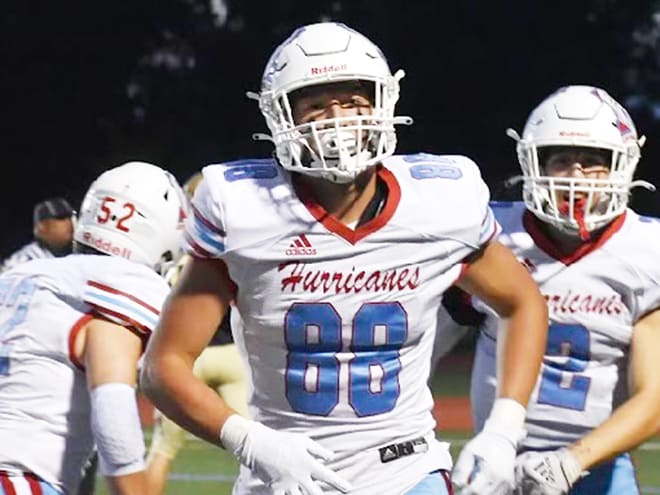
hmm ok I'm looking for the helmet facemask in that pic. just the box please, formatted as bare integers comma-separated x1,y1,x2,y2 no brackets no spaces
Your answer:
506,86,652,239
519,143,635,239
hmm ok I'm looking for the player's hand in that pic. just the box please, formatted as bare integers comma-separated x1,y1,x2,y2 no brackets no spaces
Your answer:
451,417,526,495
514,448,585,495
220,415,352,495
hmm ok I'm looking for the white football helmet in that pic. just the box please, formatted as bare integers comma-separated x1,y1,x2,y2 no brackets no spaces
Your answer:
251,22,412,183
507,85,652,236
74,161,187,273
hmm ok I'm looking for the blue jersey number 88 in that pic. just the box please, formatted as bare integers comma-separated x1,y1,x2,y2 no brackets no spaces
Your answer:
284,301,407,417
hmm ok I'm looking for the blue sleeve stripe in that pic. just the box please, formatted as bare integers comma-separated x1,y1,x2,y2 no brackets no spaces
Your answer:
479,207,500,242
184,233,216,258
191,204,225,236
480,207,494,234
192,217,225,253
83,290,159,329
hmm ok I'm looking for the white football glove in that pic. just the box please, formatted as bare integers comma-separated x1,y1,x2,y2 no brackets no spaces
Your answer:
452,399,527,495
220,414,352,495
514,448,585,495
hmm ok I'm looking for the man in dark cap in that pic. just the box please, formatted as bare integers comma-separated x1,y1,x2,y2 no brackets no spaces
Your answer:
2,197,75,271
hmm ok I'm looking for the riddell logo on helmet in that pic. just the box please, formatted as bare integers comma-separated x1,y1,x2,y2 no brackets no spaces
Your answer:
559,131,590,137
310,64,348,76
82,232,132,258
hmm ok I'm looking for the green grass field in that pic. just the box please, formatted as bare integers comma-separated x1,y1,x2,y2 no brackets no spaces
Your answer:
94,432,660,495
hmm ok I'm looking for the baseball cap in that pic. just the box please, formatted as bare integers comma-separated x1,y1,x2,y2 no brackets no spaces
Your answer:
33,197,75,223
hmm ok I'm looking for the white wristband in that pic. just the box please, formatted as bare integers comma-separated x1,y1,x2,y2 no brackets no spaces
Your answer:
482,398,527,448
219,414,252,456
489,397,526,429
91,383,145,476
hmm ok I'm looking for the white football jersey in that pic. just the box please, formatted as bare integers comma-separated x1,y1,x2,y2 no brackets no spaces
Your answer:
1,241,54,272
0,254,169,494
186,153,499,494
471,202,660,450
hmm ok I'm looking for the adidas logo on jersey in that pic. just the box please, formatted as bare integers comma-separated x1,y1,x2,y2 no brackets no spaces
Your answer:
285,234,317,256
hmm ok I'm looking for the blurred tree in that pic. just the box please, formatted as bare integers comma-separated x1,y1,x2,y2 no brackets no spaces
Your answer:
2,0,659,254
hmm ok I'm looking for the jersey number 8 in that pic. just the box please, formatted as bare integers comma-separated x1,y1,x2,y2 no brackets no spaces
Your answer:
284,302,406,417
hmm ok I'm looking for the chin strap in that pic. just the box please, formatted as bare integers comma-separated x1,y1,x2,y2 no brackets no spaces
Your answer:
573,205,591,242
558,199,591,241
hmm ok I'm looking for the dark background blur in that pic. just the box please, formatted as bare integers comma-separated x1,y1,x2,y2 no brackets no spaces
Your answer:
4,0,660,255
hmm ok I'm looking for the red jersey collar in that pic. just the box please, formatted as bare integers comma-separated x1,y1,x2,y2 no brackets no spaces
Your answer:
523,209,626,265
294,165,401,245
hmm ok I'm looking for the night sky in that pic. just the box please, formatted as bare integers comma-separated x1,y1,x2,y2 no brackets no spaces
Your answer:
3,0,659,255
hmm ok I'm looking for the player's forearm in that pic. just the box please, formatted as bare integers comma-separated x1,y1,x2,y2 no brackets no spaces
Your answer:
568,389,660,469
144,454,173,495
569,309,660,468
497,299,548,406
105,471,147,495
140,353,235,447
456,240,548,407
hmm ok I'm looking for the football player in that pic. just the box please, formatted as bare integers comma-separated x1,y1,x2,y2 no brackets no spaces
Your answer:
141,22,549,495
0,162,186,495
145,172,249,495
1,197,75,272
469,85,660,494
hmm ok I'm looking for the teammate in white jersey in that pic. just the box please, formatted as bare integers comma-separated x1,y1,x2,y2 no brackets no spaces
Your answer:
141,22,549,495
0,162,186,495
468,85,660,494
